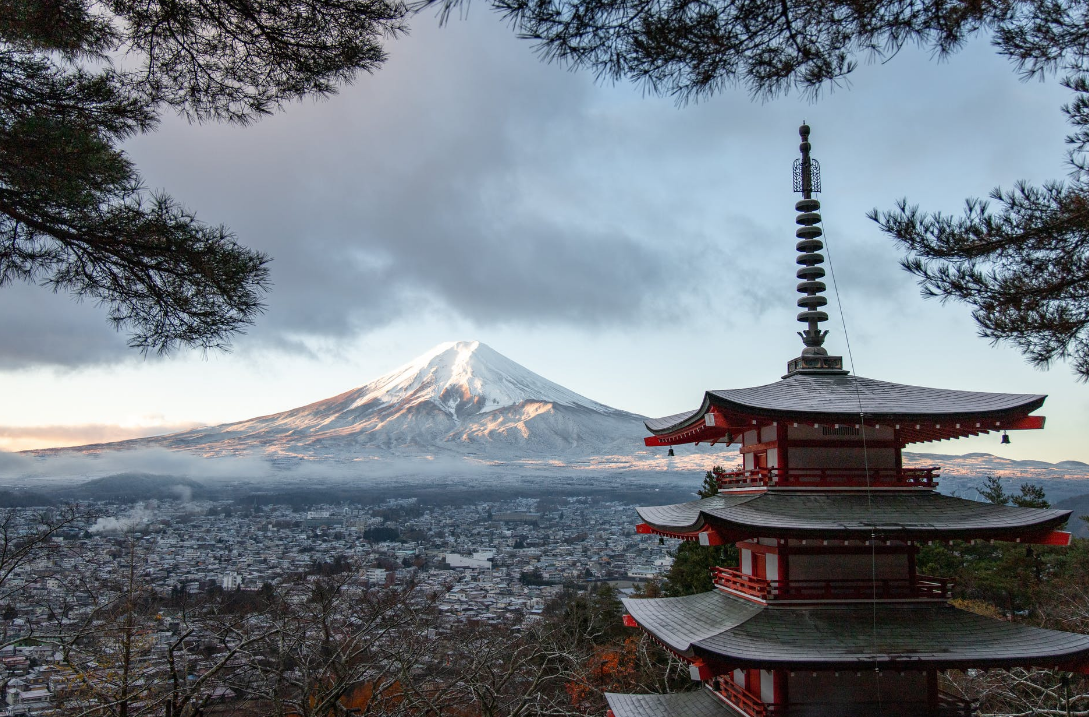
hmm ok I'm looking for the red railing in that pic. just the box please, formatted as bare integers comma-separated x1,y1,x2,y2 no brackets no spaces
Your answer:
715,467,939,490
712,566,771,600
712,567,954,602
711,676,767,717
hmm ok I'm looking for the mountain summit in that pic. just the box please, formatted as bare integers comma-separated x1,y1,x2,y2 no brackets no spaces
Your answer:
347,340,616,421
67,341,646,460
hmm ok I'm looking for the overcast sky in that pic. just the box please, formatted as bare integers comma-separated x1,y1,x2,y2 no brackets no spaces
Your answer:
1,11,1086,462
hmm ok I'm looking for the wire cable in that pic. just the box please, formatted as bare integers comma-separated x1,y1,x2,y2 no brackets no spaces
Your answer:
818,214,884,709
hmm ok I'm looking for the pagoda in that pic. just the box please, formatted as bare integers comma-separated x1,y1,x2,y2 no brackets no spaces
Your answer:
606,125,1089,717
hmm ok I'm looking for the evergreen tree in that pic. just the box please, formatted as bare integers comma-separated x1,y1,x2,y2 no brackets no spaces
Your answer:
978,477,1050,509
979,476,1011,505
661,472,739,595
697,466,722,499
662,540,729,596
1012,484,1050,509
1,0,405,352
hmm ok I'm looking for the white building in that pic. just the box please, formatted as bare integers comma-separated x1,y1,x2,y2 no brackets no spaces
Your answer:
364,568,388,583
445,552,493,569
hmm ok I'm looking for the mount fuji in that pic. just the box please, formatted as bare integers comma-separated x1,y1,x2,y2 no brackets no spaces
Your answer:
55,341,650,461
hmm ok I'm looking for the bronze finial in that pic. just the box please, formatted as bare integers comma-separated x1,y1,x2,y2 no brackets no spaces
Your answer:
785,123,846,378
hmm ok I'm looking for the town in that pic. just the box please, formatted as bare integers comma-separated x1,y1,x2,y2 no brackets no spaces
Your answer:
0,494,678,714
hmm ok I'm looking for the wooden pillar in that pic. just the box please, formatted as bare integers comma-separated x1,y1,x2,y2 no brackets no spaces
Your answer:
894,428,903,472
773,669,788,707
777,422,789,473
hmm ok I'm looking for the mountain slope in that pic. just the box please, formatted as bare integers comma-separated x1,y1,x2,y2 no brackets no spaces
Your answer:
53,341,647,460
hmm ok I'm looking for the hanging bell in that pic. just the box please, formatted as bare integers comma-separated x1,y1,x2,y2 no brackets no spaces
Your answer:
667,447,675,457
1001,431,1011,445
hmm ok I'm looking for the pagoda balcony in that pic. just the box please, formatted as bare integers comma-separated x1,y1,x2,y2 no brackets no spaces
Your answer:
714,467,939,490
712,678,974,717
711,567,955,602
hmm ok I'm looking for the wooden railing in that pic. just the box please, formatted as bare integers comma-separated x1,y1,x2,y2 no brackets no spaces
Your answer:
715,467,939,490
712,566,771,600
712,567,954,602
711,676,767,717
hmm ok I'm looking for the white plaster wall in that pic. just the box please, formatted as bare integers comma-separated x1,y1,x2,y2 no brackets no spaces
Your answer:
761,670,775,704
766,553,779,581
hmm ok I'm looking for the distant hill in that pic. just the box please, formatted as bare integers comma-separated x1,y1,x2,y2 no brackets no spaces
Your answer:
0,489,56,507
904,451,1089,504
66,473,209,503
1054,494,1089,538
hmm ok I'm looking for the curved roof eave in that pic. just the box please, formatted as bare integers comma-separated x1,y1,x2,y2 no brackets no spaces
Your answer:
621,591,763,655
645,374,1046,436
624,592,1089,672
691,602,1089,671
605,690,743,717
637,493,1070,541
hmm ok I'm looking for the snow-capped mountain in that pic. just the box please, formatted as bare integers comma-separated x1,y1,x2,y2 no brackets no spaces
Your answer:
344,340,617,420
57,341,648,460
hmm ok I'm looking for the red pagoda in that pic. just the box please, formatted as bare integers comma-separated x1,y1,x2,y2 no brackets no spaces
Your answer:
607,125,1089,717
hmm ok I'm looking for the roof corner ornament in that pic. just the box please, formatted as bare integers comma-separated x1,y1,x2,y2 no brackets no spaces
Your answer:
785,123,848,379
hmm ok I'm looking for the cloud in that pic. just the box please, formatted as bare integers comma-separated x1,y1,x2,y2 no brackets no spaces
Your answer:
0,447,274,484
0,283,133,369
0,15,1074,370
0,13,713,369
0,441,703,488
0,422,206,452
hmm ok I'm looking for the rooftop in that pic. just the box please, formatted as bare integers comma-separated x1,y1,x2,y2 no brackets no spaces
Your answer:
645,374,1045,447
623,591,1089,671
635,492,1070,542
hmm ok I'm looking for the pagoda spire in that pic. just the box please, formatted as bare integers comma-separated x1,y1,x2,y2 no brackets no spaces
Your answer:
785,123,847,377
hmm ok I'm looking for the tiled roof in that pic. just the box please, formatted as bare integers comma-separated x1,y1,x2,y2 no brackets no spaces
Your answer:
636,493,1069,540
698,601,1089,669
625,591,1089,669
646,410,702,433
622,591,762,654
605,690,742,717
636,495,761,534
646,374,1045,434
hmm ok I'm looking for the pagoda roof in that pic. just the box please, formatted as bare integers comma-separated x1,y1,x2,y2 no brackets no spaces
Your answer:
645,374,1044,445
605,690,741,717
636,493,1070,541
623,591,1089,671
